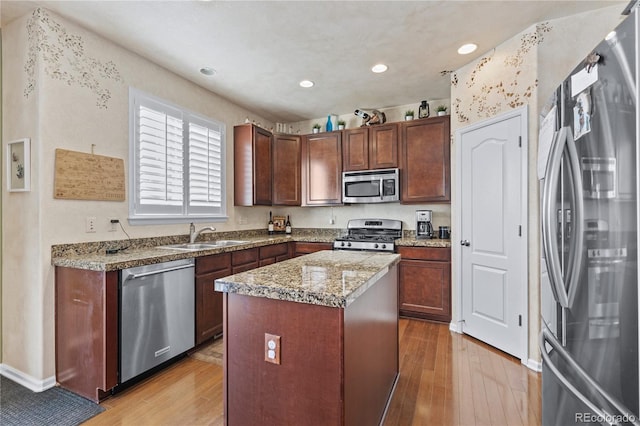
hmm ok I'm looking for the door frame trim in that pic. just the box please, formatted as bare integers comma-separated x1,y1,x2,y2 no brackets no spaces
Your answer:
453,105,529,364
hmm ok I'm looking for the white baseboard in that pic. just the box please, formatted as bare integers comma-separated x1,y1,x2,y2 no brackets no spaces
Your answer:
0,363,56,392
449,321,462,334
526,358,542,372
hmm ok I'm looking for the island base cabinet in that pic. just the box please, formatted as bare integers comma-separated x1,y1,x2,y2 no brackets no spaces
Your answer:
222,265,398,426
55,267,118,402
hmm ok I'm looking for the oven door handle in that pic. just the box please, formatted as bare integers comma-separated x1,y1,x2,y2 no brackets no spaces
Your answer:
379,178,384,200
540,323,639,426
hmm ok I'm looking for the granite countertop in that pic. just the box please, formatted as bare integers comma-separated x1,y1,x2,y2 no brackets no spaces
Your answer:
51,230,451,272
214,250,401,308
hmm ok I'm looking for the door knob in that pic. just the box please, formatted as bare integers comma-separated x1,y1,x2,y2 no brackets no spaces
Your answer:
461,240,470,246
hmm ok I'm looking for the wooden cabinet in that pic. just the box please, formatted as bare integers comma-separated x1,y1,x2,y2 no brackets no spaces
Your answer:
342,124,398,171
259,242,291,266
232,247,260,273
400,117,450,203
398,246,451,322
55,268,118,402
234,124,272,206
369,123,398,169
195,253,231,345
272,133,301,206
302,132,343,206
293,242,334,257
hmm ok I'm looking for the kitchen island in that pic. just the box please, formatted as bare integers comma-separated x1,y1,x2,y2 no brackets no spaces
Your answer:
215,250,401,426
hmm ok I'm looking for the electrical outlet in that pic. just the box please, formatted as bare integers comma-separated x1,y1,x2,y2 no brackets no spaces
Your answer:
264,333,281,365
109,218,119,232
85,217,96,233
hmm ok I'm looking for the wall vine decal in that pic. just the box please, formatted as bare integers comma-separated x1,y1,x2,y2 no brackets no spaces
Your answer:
453,22,552,124
24,8,123,109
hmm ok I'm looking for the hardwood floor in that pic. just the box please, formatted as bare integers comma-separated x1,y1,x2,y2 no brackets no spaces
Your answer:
84,319,541,425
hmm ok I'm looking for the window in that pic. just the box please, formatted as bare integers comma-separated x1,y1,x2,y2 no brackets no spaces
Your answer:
129,88,226,224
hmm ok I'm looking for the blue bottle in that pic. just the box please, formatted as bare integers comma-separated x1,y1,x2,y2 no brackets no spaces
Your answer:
326,115,333,132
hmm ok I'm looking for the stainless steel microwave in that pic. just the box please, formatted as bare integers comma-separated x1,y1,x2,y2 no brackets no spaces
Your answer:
342,168,400,203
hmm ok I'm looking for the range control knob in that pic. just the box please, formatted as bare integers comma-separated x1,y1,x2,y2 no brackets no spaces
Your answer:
381,244,387,250
347,242,352,247
340,242,345,247
374,243,379,249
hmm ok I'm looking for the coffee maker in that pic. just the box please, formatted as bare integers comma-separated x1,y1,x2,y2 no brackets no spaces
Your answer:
416,210,433,239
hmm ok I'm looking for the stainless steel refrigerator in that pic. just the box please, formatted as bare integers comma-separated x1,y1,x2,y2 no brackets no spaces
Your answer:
538,3,639,425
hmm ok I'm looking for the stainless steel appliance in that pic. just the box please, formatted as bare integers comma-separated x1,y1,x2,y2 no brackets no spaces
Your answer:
416,210,434,239
342,168,400,204
120,258,195,383
333,219,402,252
538,5,639,424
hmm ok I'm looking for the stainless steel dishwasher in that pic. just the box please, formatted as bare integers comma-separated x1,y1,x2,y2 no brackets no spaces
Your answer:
120,258,195,383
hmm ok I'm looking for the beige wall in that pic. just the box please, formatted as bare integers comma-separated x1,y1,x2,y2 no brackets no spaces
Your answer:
450,4,625,363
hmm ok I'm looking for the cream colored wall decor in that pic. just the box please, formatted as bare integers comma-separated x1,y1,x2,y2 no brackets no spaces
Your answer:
24,8,123,109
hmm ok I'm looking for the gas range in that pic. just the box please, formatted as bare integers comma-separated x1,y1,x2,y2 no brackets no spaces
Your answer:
333,219,402,252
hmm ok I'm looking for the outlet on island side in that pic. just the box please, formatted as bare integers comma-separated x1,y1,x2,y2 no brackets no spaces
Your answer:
264,333,281,365
109,218,119,232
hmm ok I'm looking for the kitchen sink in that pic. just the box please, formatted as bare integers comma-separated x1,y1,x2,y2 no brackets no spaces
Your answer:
157,240,248,251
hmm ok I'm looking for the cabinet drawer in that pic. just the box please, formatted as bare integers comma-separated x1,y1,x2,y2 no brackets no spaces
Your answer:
232,262,259,274
397,246,450,262
259,243,289,260
232,248,259,266
294,242,333,255
196,253,231,275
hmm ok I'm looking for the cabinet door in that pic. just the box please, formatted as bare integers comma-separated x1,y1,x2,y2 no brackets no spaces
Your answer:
399,259,451,322
234,124,272,206
369,123,398,169
273,134,301,205
342,128,369,171
196,254,231,345
302,132,343,206
196,269,230,345
400,117,450,203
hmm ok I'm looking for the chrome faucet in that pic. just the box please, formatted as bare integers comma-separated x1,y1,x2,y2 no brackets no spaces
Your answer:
189,222,216,243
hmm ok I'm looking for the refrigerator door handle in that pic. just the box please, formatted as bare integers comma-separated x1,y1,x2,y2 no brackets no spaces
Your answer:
540,324,639,426
564,127,584,309
542,127,570,307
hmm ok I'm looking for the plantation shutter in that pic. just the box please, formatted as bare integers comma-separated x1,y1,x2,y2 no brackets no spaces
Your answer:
188,118,224,214
130,88,227,222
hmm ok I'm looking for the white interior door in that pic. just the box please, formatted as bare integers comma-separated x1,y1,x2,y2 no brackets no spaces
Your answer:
459,112,526,359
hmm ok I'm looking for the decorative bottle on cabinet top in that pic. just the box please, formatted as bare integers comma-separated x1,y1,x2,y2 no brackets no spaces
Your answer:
285,215,292,234
326,115,333,132
268,211,274,235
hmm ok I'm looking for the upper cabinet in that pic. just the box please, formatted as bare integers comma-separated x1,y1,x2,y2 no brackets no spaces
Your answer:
272,133,301,206
234,124,272,206
302,131,343,206
342,124,398,171
400,117,450,203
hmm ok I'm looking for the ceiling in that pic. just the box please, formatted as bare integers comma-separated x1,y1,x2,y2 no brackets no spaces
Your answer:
1,0,626,122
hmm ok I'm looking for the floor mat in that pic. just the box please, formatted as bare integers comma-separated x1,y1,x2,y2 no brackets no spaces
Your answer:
191,338,224,365
0,375,104,426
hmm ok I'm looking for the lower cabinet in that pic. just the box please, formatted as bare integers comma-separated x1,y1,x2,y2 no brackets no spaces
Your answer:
195,253,231,345
398,246,451,323
259,242,291,266
232,248,260,273
292,241,334,257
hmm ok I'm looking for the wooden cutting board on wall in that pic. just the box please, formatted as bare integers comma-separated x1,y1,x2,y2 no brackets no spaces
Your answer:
54,148,126,201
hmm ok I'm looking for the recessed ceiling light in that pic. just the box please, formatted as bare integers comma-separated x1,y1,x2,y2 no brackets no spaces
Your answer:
371,64,388,73
299,80,314,88
200,67,216,76
457,43,477,55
